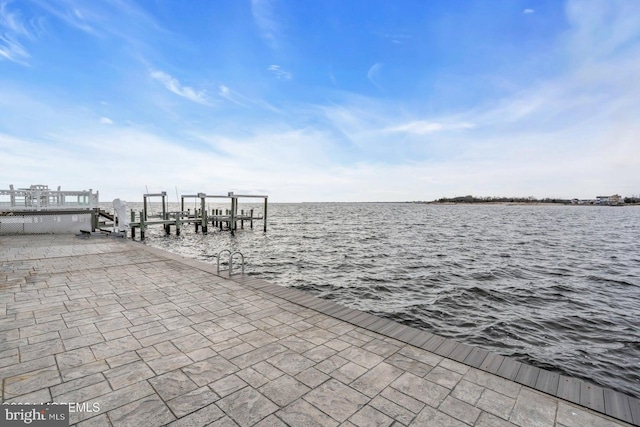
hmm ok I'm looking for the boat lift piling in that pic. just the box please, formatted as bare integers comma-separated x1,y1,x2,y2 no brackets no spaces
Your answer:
129,191,267,240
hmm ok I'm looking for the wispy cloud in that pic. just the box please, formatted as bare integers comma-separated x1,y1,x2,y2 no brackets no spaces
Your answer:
218,84,282,114
218,85,249,107
251,0,281,50
523,9,535,14
267,64,292,80
0,1,37,64
385,121,475,135
100,117,113,124
380,32,412,45
150,70,210,105
367,62,383,90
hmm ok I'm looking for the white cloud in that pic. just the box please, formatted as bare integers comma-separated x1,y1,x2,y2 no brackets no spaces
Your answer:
150,70,210,105
100,117,113,124
251,0,280,50
384,121,474,135
267,64,292,80
367,62,383,90
0,1,35,64
218,85,249,107
523,9,535,14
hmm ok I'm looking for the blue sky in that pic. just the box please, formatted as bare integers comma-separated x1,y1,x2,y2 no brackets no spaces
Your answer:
1,0,638,202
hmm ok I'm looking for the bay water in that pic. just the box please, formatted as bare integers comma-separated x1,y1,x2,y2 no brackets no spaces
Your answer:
132,202,640,398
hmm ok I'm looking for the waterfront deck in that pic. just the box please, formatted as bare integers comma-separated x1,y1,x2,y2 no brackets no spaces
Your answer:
0,235,637,426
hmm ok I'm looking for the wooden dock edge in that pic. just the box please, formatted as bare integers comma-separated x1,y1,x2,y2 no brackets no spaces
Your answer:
131,240,640,426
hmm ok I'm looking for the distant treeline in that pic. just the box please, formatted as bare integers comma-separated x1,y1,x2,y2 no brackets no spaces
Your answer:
432,195,640,204
435,196,571,204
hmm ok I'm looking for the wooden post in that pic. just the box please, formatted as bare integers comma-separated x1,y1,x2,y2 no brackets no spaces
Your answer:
263,196,268,232
250,208,254,229
161,191,167,221
176,214,181,236
141,209,146,240
143,196,148,221
130,211,136,240
230,196,236,235
199,193,207,234
241,209,244,229
202,209,208,234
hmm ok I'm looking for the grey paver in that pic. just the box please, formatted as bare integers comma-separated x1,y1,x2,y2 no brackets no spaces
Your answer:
349,405,394,427
210,374,248,398
451,379,485,406
107,394,176,427
439,395,481,425
425,365,463,389
303,379,369,422
410,405,468,427
390,372,449,408
370,395,418,425
166,386,220,418
149,369,199,401
1,235,636,427
217,387,278,427
182,356,238,386
104,360,155,389
259,374,310,406
477,388,517,420
510,388,557,427
351,362,404,398
276,398,339,427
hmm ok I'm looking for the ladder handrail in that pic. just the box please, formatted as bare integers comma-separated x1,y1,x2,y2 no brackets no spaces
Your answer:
217,249,232,273
230,251,245,275
216,249,245,275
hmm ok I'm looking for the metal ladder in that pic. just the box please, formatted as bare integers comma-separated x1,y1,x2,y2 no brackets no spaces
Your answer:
216,250,245,275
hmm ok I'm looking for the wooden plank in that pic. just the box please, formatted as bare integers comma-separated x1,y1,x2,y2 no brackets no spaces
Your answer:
515,364,540,388
421,335,445,351
629,396,640,426
448,343,474,363
603,389,634,424
322,303,349,317
405,331,432,348
306,299,335,312
392,326,423,344
331,307,356,320
349,312,374,326
377,320,405,336
340,310,367,323
480,353,505,374
557,375,582,404
357,314,381,328
434,339,459,357
464,348,489,368
534,370,559,396
580,382,605,413
367,317,394,333
496,358,522,381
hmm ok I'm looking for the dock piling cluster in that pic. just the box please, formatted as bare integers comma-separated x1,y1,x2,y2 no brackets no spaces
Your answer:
125,191,267,240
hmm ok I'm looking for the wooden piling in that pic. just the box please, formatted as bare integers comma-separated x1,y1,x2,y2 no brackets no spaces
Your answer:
141,209,146,240
263,196,268,232
200,193,207,234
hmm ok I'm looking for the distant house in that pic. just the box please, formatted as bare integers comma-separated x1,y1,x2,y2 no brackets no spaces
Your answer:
595,195,622,205
609,194,622,205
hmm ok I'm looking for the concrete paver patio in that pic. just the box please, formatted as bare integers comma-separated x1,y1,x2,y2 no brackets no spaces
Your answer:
0,235,635,426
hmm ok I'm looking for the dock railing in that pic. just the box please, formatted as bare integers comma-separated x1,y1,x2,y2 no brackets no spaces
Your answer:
0,185,99,211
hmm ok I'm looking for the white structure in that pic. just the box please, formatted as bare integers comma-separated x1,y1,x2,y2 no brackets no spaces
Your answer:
112,198,130,232
0,185,99,234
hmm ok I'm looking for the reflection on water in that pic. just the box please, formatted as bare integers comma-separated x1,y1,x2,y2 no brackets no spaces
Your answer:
133,202,640,398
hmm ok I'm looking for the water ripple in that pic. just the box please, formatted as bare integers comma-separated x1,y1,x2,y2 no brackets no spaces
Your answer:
139,202,640,398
